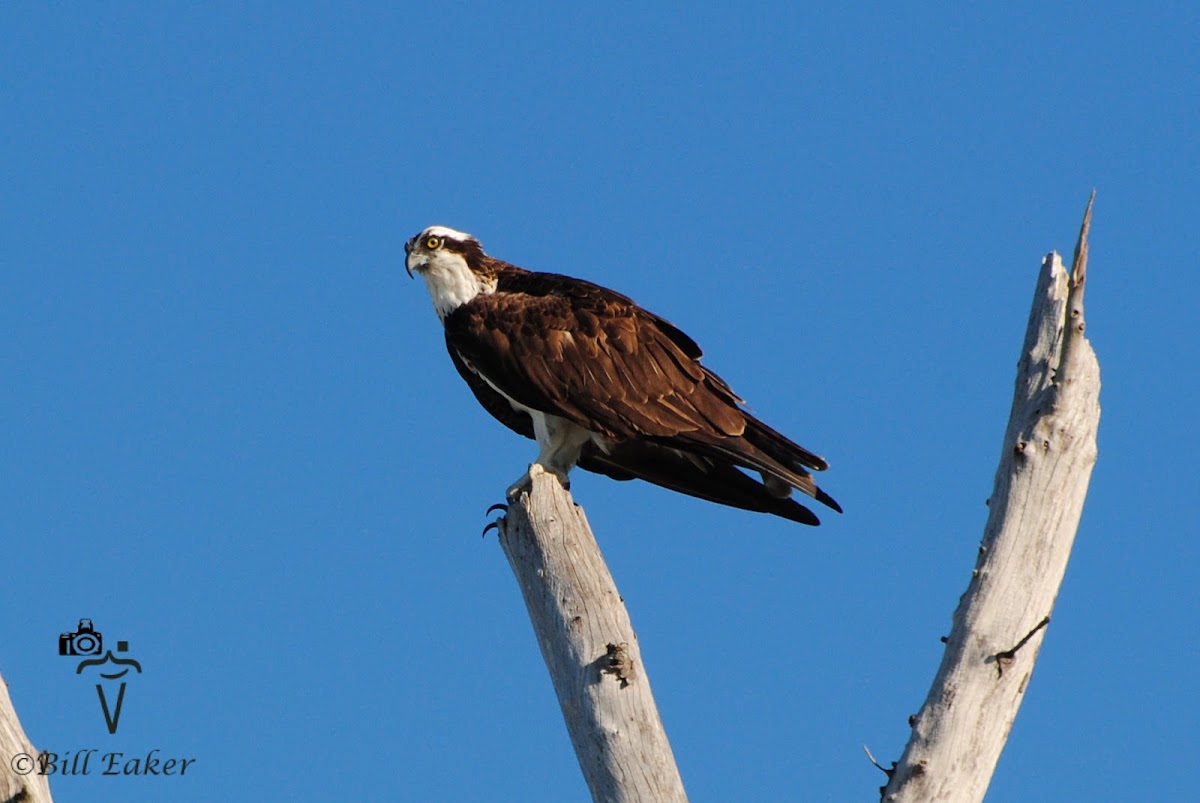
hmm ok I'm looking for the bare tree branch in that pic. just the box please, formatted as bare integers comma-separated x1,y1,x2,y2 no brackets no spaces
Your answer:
1,674,55,803
498,464,688,803
881,195,1101,802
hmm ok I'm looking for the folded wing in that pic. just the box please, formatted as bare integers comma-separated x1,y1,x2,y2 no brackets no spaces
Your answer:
444,270,840,524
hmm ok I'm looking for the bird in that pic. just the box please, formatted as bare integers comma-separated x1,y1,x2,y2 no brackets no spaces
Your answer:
404,225,841,525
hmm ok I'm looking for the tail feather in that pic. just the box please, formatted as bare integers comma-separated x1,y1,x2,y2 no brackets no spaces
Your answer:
625,411,842,517
742,415,842,513
578,441,823,525
743,416,830,472
670,432,840,513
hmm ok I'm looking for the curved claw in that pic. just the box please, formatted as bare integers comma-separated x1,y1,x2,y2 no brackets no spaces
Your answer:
485,503,508,516
482,520,502,539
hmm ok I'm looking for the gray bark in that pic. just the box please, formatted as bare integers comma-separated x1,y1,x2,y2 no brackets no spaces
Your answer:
499,464,688,803
0,673,54,803
881,195,1101,801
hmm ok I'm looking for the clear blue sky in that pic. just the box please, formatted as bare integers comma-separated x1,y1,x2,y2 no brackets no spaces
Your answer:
3,4,1196,801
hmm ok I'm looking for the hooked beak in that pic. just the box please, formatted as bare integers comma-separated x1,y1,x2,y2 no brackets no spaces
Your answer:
405,253,427,279
403,238,416,279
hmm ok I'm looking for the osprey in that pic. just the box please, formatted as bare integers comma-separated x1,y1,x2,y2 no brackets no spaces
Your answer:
405,225,841,525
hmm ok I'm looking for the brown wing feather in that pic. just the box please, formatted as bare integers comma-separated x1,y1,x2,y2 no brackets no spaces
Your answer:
446,341,534,440
448,331,829,523
445,273,746,442
444,268,839,517
578,441,823,525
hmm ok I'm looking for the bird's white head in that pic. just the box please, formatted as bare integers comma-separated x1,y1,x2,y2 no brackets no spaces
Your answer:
404,225,497,319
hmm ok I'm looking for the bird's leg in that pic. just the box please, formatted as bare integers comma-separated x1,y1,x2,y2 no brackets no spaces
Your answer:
506,462,571,501
506,464,537,501
546,462,571,490
521,413,584,497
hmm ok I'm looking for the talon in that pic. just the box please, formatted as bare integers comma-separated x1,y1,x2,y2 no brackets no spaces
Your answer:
482,520,502,539
486,503,508,516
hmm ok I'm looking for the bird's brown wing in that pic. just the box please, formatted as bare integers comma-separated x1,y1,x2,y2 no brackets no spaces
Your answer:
446,341,534,440
444,271,744,437
448,330,828,524
444,270,839,515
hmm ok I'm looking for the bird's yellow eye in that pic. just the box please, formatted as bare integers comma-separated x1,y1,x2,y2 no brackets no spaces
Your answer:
425,235,442,250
